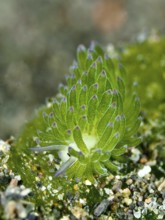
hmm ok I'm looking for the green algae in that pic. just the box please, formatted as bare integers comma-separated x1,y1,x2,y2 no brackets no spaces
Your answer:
120,37,165,114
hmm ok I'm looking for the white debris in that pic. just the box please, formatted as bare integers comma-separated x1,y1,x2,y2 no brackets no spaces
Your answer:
130,148,141,162
20,188,31,197
15,175,21,181
48,176,53,181
60,216,70,220
57,193,64,200
104,188,112,195
52,189,59,194
47,154,54,162
79,198,87,205
138,165,151,178
41,186,46,191
84,180,92,186
0,140,10,153
133,210,141,219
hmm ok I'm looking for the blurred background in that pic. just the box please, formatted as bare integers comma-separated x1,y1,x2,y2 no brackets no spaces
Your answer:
0,0,165,139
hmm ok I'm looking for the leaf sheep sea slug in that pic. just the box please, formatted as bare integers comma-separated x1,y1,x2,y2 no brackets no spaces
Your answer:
10,43,142,183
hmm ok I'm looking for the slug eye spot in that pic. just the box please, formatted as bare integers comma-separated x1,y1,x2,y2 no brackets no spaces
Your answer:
112,89,118,95
81,105,86,110
111,102,117,108
97,56,103,63
82,71,88,77
52,122,57,128
68,146,72,152
61,97,67,103
82,115,87,120
87,53,93,60
77,79,82,84
49,112,54,118
78,151,83,157
91,62,97,69
71,74,76,80
93,83,99,89
75,125,80,131
69,106,74,112
115,115,122,121
101,70,106,77
77,44,86,52
67,129,72,136
82,85,87,91
96,148,102,154
91,95,97,100
105,150,111,155
114,132,120,138
105,54,110,60
42,112,47,118
106,89,112,94
117,76,122,81
107,122,114,127
71,85,76,91
88,48,94,54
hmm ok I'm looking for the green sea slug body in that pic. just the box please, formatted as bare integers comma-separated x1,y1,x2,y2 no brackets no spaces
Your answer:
12,43,141,183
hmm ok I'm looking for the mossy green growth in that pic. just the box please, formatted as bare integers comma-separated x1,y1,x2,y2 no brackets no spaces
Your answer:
120,36,165,113
9,43,141,204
